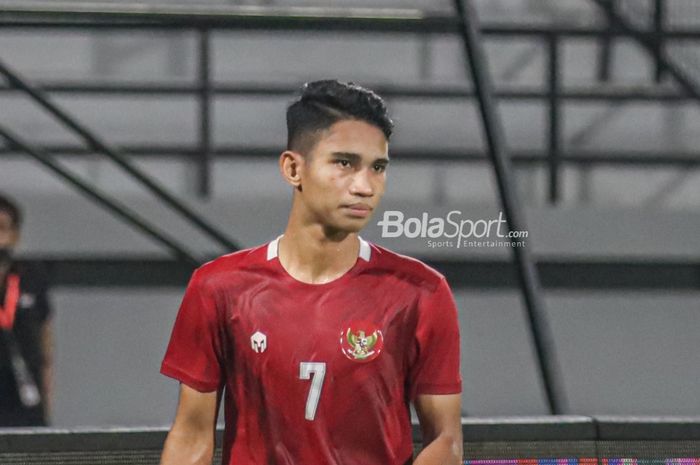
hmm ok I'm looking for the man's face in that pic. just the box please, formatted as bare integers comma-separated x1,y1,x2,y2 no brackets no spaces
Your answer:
299,119,389,234
0,211,19,261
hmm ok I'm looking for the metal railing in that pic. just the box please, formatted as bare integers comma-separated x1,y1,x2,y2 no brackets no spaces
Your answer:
2,3,699,205
1,416,699,453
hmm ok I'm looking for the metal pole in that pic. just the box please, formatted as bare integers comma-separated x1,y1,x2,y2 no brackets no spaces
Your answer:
596,0,615,82
197,29,212,198
0,59,239,252
0,81,693,101
452,0,567,414
0,126,200,267
547,34,561,205
653,0,666,82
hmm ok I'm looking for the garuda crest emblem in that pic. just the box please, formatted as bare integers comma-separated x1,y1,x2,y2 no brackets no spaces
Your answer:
340,320,384,362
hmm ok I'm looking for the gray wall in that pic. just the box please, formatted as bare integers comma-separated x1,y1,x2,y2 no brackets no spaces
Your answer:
6,194,700,259
50,286,700,427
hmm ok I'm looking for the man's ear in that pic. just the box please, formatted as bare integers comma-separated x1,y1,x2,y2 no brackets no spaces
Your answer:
279,150,304,190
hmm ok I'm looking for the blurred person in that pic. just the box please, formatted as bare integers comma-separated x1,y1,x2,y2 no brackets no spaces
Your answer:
0,193,53,427
160,80,463,465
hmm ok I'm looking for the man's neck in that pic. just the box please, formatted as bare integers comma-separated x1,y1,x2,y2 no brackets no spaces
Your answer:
0,262,10,288
278,225,360,285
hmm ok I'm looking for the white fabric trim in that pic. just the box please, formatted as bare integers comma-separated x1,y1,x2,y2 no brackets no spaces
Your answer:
266,234,371,262
266,235,283,261
358,236,372,262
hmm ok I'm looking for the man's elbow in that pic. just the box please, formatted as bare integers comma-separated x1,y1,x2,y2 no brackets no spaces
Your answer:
448,434,464,464
435,433,464,465
418,432,463,465
160,426,214,465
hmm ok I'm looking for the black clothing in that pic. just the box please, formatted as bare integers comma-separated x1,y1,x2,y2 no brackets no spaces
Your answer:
0,261,51,426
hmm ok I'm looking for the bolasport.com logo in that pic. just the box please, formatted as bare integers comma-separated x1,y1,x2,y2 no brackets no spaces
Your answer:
377,210,528,249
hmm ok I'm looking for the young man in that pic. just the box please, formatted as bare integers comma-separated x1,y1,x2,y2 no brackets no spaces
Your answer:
0,194,53,427
160,80,462,465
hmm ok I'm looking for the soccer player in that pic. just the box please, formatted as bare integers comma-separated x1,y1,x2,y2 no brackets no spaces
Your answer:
160,80,462,465
0,193,53,427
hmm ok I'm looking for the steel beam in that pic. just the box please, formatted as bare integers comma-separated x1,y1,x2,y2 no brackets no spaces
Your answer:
547,34,561,204
452,0,567,414
0,82,689,101
653,0,666,82
590,0,700,102
0,126,200,267
2,6,700,39
197,29,212,198
27,257,700,290
0,59,240,252
1,145,698,166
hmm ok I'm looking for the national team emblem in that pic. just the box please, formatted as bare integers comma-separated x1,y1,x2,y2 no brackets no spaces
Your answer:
340,321,383,362
251,331,267,353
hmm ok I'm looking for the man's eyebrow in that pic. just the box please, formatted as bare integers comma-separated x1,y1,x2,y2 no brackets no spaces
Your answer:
331,152,390,164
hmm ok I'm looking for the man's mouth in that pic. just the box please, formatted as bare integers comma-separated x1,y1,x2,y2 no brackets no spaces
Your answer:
342,204,372,218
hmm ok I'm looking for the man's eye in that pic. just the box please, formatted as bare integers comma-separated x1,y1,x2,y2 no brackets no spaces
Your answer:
336,159,350,167
374,164,386,172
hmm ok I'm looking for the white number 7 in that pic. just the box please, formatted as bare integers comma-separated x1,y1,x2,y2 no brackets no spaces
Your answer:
299,362,326,421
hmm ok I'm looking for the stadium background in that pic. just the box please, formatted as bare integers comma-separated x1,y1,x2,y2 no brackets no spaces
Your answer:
0,0,698,447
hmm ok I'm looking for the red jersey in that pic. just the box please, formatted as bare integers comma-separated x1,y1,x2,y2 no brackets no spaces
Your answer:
161,235,462,465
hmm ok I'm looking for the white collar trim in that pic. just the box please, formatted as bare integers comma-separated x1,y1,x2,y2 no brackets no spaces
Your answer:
266,235,283,261
267,235,371,262
358,236,371,262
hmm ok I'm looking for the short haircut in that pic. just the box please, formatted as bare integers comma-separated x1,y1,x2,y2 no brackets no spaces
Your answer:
0,193,21,230
286,79,393,155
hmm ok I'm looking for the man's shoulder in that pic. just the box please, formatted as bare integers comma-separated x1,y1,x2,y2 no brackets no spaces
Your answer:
366,241,445,292
13,260,50,292
194,241,271,283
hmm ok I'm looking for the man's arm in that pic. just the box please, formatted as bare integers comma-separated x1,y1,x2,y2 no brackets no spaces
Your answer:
160,384,219,465
40,320,53,423
413,394,463,465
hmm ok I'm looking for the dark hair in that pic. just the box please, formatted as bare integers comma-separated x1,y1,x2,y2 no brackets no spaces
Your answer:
0,193,21,230
286,79,393,154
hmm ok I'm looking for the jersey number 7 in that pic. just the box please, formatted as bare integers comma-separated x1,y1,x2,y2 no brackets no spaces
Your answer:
299,362,326,421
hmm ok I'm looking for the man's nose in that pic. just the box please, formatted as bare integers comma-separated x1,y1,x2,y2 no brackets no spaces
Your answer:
349,169,374,196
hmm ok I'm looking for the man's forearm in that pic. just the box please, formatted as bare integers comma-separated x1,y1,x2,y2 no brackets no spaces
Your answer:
41,321,53,424
160,429,214,465
42,362,52,422
413,433,463,465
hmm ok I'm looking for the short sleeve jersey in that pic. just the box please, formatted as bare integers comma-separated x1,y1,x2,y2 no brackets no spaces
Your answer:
161,236,461,465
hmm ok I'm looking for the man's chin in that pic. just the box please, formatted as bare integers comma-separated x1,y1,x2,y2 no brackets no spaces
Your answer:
326,217,370,235
333,223,363,234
